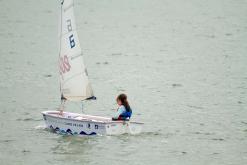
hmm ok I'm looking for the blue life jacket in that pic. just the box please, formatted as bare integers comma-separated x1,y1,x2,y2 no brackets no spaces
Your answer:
120,108,132,119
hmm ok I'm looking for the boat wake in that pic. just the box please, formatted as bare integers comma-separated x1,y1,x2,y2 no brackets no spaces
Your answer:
34,124,47,130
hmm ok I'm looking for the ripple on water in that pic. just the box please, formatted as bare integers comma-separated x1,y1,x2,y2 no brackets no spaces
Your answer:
43,74,52,78
16,117,42,122
241,121,247,125
225,33,233,36
22,150,31,153
0,139,15,143
172,83,183,88
186,105,204,110
139,130,176,139
191,131,215,136
212,152,220,155
111,53,122,56
169,150,188,156
211,138,225,141
141,131,162,137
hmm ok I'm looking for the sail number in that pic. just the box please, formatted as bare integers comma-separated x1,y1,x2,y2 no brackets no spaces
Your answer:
60,55,71,74
69,34,75,48
66,19,75,49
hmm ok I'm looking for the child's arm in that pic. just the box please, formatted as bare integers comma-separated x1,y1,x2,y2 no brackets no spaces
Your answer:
112,106,125,120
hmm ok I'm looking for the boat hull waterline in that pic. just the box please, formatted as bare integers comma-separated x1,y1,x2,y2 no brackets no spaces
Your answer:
42,111,143,135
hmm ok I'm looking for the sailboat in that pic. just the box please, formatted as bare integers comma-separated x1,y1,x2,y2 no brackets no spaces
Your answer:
41,0,143,135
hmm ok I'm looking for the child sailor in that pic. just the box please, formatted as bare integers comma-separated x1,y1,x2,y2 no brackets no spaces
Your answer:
112,94,132,120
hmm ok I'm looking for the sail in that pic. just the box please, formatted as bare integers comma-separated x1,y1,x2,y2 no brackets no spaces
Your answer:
59,0,94,101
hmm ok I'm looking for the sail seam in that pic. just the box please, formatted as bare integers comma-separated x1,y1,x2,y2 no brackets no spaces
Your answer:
63,3,73,12
70,53,83,60
61,72,87,85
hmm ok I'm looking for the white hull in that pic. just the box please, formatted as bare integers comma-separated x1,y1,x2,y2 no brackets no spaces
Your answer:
42,111,143,136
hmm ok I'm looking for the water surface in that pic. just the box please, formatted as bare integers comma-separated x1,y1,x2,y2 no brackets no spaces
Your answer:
0,0,247,164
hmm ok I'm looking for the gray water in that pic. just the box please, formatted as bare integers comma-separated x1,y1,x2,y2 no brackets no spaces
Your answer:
0,0,247,164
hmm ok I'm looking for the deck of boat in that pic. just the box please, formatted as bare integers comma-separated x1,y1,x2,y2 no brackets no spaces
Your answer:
42,111,143,124
43,111,111,122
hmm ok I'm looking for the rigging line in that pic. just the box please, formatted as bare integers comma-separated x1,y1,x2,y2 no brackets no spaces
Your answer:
71,101,84,113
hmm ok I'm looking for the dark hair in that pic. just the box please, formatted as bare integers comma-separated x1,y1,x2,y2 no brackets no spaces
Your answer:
117,93,131,112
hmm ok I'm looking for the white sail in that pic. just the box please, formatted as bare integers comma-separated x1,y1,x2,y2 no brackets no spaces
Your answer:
59,0,94,101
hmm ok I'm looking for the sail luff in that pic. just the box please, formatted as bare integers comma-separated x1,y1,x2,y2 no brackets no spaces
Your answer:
59,1,63,97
